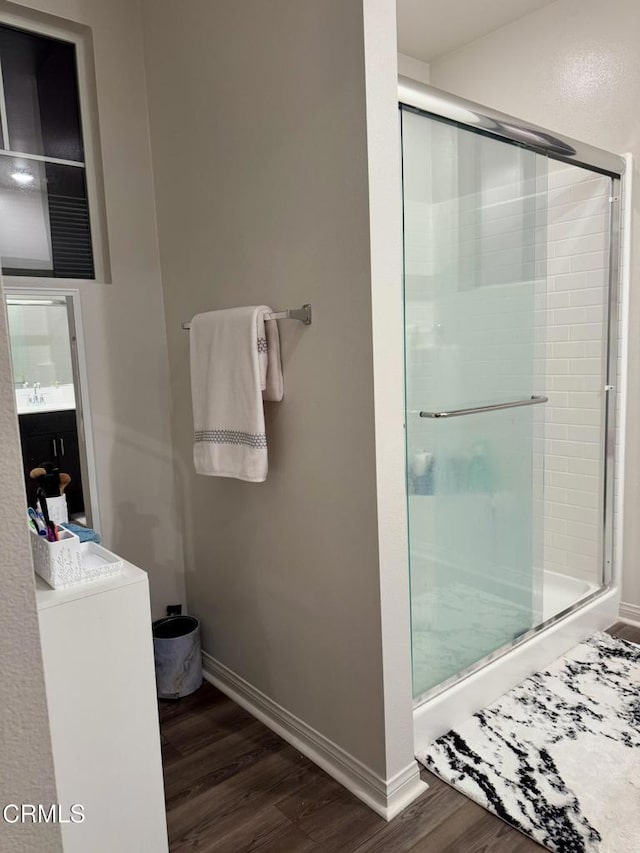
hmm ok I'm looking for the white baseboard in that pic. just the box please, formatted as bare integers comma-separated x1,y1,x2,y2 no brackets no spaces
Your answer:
201,650,427,821
619,601,640,626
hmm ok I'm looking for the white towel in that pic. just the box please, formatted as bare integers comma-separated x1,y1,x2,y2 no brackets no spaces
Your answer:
190,306,283,482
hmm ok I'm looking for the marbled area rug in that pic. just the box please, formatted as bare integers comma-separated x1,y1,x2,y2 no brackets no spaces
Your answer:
417,632,640,853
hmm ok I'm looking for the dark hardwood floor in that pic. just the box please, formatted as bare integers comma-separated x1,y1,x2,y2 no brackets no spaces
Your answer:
160,621,640,852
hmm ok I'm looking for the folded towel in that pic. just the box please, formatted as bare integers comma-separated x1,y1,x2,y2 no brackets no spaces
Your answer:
190,306,283,481
61,523,101,544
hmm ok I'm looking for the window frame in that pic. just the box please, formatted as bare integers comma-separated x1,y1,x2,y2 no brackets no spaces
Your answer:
0,7,110,284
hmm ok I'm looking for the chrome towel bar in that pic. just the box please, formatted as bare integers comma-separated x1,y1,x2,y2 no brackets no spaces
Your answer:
182,304,312,330
420,395,548,419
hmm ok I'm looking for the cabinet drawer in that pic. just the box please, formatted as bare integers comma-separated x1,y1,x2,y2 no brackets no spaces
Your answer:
20,409,77,437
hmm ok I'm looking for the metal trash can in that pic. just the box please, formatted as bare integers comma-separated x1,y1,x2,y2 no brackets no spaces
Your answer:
152,615,203,699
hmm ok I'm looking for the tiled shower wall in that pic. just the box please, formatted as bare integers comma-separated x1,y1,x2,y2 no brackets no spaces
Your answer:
404,139,619,589
539,163,612,586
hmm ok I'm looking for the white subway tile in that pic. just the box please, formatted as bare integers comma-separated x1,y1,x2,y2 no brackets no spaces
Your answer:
547,165,582,189
567,458,600,477
565,488,599,508
550,502,598,524
550,533,598,557
551,375,585,392
552,341,586,358
553,307,588,324
551,272,587,291
544,517,568,534
548,186,573,207
570,177,609,202
571,251,607,272
567,424,600,443
583,376,603,392
546,359,569,375
566,551,598,574
568,392,601,409
550,440,599,459
585,269,608,288
570,287,606,307
583,340,605,358
565,520,599,541
547,391,570,407
545,424,569,441
552,233,606,258
549,471,599,491
546,326,570,342
546,486,568,503
544,546,568,566
547,291,571,309
568,358,602,375
570,323,604,341
548,257,573,275
551,408,600,426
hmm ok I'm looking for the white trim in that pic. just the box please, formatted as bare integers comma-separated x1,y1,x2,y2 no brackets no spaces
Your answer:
616,154,632,591
0,55,10,148
73,19,111,283
0,8,111,283
4,275,97,288
0,148,85,168
65,288,101,534
362,0,419,801
619,602,640,627
3,283,101,535
201,651,427,821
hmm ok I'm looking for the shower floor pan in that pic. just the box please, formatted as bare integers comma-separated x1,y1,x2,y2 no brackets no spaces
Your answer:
413,568,617,751
543,570,598,621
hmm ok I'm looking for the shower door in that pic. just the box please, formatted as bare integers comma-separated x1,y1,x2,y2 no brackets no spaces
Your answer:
402,106,549,697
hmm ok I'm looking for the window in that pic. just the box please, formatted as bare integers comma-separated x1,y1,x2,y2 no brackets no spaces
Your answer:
0,24,94,279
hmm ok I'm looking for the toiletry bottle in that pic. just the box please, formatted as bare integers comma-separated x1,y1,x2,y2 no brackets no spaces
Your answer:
469,442,491,493
412,451,434,495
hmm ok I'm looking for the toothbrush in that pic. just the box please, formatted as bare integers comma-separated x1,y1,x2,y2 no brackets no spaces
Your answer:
28,507,46,535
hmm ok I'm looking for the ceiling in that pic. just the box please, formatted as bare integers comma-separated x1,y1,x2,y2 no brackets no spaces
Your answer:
396,0,557,63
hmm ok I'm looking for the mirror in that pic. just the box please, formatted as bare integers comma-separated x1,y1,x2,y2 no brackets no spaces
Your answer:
4,291,97,530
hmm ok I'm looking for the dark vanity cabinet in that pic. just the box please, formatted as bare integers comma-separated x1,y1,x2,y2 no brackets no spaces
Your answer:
19,410,85,517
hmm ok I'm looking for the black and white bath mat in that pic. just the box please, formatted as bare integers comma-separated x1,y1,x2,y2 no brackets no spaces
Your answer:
417,632,640,853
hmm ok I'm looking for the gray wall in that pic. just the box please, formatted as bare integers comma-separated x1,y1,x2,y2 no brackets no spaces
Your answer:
142,0,390,774
0,285,61,852
429,0,639,608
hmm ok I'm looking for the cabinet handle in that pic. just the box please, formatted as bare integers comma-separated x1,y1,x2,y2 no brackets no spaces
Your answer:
52,438,57,458
60,437,65,456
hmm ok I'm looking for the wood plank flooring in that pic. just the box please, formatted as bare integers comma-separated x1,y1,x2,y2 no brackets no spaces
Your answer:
160,621,640,852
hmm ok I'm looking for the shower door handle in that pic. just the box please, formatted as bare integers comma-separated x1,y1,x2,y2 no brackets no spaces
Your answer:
419,395,548,419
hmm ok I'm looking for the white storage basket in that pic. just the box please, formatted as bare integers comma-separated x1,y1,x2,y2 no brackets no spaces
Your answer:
30,527,83,589
31,526,124,589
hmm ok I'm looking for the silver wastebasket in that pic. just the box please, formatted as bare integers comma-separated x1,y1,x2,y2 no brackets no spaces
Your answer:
152,615,203,699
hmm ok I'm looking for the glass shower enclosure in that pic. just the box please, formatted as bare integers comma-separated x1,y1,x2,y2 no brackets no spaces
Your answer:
400,83,622,701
